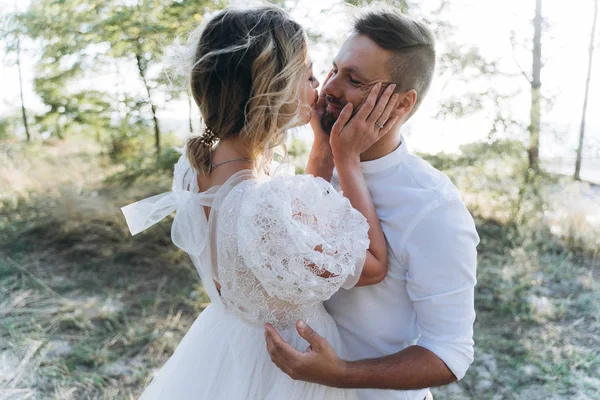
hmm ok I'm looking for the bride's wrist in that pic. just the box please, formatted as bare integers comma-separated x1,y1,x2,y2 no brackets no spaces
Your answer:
311,139,333,159
332,153,361,170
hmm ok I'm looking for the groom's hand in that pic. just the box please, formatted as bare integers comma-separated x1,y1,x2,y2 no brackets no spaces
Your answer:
264,320,346,387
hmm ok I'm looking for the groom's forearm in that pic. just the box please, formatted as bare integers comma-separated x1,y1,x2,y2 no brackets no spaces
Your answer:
332,346,456,390
305,139,334,181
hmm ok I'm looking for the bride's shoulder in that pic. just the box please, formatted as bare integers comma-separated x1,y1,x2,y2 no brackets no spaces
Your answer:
247,173,333,196
234,174,343,217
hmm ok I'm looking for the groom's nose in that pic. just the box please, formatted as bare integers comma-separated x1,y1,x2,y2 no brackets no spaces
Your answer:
322,71,343,100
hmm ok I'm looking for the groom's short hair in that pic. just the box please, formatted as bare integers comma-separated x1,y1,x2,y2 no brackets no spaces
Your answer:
354,6,436,118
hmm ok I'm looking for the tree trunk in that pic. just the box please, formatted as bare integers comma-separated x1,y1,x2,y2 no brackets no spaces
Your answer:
575,0,598,181
135,51,161,158
529,0,542,170
55,114,63,140
529,0,542,171
16,37,31,141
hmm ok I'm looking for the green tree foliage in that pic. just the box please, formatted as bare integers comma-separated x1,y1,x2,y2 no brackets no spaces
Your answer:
20,0,223,154
0,117,19,141
96,0,221,157
22,1,107,140
345,0,409,11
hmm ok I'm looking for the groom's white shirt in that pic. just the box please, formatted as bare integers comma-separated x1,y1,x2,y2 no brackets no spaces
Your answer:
325,137,479,400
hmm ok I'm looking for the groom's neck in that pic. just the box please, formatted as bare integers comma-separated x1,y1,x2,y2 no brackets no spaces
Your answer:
360,128,403,162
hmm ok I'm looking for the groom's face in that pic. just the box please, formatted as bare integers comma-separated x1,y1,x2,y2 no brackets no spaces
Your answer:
321,33,394,133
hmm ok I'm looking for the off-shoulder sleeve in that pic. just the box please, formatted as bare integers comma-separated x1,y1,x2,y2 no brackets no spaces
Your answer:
236,174,370,303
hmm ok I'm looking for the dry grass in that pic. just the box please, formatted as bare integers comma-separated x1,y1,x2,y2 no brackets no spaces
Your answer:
0,140,207,399
0,140,106,201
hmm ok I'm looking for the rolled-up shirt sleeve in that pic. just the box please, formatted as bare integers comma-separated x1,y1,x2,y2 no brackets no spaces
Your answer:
402,197,479,380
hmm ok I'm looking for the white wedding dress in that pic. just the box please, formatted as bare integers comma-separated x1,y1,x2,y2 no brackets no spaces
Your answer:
121,154,369,400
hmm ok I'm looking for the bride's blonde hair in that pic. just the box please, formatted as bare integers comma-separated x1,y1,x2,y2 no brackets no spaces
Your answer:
168,6,308,175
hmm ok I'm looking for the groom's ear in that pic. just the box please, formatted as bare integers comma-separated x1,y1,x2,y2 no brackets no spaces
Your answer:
392,89,418,120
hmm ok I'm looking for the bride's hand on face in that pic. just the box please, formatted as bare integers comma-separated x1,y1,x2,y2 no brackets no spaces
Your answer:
329,82,399,164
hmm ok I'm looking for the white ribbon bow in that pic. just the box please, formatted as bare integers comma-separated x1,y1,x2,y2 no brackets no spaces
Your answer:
121,189,213,257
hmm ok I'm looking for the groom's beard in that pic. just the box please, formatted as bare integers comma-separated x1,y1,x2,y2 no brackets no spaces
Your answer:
321,96,347,135
321,111,337,135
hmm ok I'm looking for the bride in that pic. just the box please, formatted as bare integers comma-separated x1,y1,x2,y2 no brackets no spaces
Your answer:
122,6,399,399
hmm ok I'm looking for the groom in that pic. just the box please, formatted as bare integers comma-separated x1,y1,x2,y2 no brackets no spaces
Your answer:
265,6,479,400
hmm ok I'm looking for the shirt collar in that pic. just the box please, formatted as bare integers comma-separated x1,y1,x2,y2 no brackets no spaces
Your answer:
358,135,409,174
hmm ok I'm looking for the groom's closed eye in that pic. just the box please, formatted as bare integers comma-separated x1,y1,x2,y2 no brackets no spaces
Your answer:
331,62,370,88
330,67,361,87
334,72,392,93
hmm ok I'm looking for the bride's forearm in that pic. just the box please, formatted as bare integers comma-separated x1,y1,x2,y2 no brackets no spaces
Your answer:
334,159,388,285
305,138,334,181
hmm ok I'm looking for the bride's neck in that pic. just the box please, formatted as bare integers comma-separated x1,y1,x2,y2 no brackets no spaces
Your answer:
213,137,254,162
197,137,255,192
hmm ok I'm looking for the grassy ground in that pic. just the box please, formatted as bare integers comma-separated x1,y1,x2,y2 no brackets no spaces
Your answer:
1,139,599,399
0,140,205,399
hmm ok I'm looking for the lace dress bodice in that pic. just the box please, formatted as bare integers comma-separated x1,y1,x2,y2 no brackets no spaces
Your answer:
122,154,370,329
